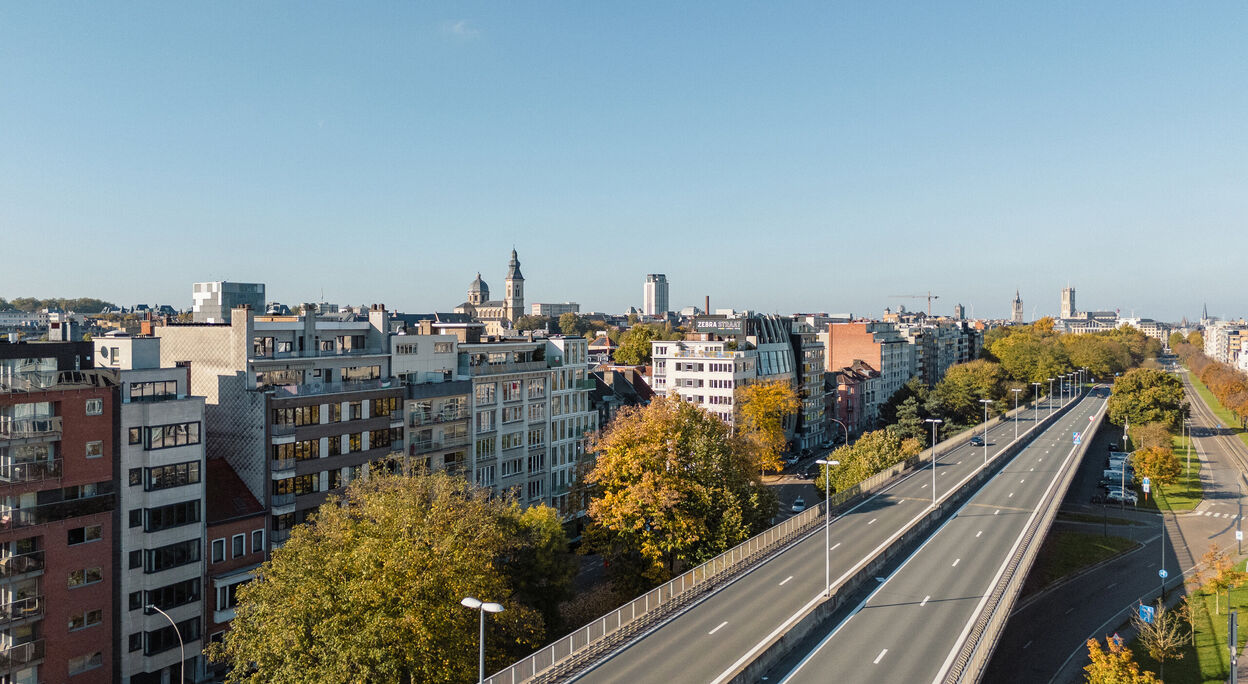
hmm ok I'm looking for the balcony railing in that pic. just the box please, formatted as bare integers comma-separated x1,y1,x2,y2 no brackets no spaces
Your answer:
271,493,295,509
0,417,63,442
409,436,471,455
574,379,596,390
0,369,117,393
268,378,397,399
409,407,471,427
458,360,548,376
0,459,62,485
0,551,44,579
252,347,386,360
270,458,296,476
270,423,298,437
0,639,43,669
0,494,114,531
0,596,41,625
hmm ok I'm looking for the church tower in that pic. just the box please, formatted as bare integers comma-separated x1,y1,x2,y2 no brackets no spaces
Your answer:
504,249,524,324
1011,290,1024,324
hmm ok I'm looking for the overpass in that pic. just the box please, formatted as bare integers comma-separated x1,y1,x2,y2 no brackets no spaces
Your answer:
486,387,1098,683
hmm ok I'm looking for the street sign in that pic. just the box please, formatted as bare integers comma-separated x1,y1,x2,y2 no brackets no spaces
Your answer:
1139,605,1155,624
1159,568,1169,579
1143,481,1150,494
1237,530,1243,541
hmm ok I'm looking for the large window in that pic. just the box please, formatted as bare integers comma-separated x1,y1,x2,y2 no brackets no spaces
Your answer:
371,396,397,417
68,566,103,588
503,381,522,402
476,437,496,459
273,439,319,462
475,383,496,405
145,500,200,532
68,608,103,631
502,406,523,424
272,405,319,427
527,378,546,399
145,421,201,450
501,432,524,450
146,461,201,491
145,618,200,656
67,524,102,546
147,578,201,611
476,411,495,433
129,380,178,402
145,540,200,573
68,652,103,675
273,474,319,497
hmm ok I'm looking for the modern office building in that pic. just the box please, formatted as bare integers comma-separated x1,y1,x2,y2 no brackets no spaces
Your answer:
643,274,669,316
191,283,265,324
530,303,580,318
0,341,118,684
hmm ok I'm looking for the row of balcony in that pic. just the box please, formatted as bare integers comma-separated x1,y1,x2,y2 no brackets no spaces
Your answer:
0,595,41,625
0,639,43,670
458,359,549,376
409,436,470,455
0,551,44,579
268,378,398,399
0,459,62,486
0,416,62,443
252,347,385,360
409,407,471,426
0,494,114,531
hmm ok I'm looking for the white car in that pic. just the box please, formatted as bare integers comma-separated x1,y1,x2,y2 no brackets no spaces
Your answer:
1106,489,1138,506
791,497,807,513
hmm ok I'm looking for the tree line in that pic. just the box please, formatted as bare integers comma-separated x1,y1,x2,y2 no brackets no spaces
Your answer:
0,296,116,313
1175,339,1248,428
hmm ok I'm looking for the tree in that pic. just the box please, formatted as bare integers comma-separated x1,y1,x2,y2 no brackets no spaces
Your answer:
735,380,801,474
1188,331,1204,348
209,472,552,683
814,429,922,497
515,315,552,332
893,396,927,445
879,377,930,427
1083,635,1159,683
1130,601,1187,681
583,396,776,590
1128,423,1174,452
613,324,681,365
502,504,578,633
1108,368,1186,431
1169,331,1187,349
559,312,589,336
1131,446,1181,489
928,359,1008,429
1191,542,1247,615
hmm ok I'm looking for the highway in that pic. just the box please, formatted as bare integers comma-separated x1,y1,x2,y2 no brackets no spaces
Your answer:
575,395,1074,684
772,388,1107,684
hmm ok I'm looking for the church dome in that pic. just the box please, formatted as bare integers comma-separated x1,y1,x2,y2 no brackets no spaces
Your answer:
469,272,490,296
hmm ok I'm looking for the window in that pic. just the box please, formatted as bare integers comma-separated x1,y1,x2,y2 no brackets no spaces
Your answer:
327,402,342,423
217,579,252,612
371,396,397,417
145,421,201,450
501,459,523,478
348,433,362,452
129,380,178,402
349,402,362,420
252,529,264,553
232,534,245,558
527,480,543,499
129,427,142,444
528,378,546,398
528,403,545,421
212,539,226,563
85,440,103,459
328,435,342,455
68,608,103,631
503,381,522,402
68,566,103,589
145,618,200,656
528,428,544,447
273,473,319,497
502,432,524,450
527,451,544,472
145,539,200,573
68,651,103,675
475,382,496,405
129,591,143,611
67,524,102,546
129,550,143,569
395,343,418,355
502,406,523,423
85,399,103,416
129,509,143,528
128,467,142,486
147,578,201,610
146,461,201,491
476,437,496,459
129,633,143,652
476,465,495,486
272,439,319,463
434,342,453,353
145,501,200,532
272,405,320,427
476,411,495,433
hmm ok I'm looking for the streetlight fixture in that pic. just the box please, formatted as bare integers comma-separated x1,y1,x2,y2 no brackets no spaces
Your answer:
979,399,993,464
145,604,184,684
815,458,840,597
462,596,505,683
1011,388,1023,440
924,419,942,505
1047,378,1055,418
1031,382,1041,423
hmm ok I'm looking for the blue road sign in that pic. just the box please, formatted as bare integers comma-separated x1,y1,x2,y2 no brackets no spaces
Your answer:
1139,605,1155,624
1159,568,1169,580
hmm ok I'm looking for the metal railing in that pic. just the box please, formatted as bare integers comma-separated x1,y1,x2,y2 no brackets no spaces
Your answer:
409,436,471,455
459,360,549,376
0,494,114,531
270,493,296,509
0,639,43,669
271,458,296,476
0,551,44,579
0,459,62,485
409,407,471,426
0,417,62,441
0,596,41,625
268,378,397,399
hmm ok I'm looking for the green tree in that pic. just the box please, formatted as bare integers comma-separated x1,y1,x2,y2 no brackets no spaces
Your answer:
515,314,552,332
893,396,927,444
583,396,776,589
928,359,1008,428
1131,446,1181,489
209,472,550,683
1108,368,1186,431
1083,635,1159,683
878,377,930,426
613,324,681,365
1169,331,1187,349
1188,330,1204,348
502,504,578,633
815,429,922,497
736,379,801,474
559,312,588,336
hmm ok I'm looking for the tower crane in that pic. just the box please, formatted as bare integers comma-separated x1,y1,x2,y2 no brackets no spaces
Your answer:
889,292,940,316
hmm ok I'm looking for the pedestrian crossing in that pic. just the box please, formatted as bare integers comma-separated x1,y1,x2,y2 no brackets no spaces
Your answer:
1184,509,1240,520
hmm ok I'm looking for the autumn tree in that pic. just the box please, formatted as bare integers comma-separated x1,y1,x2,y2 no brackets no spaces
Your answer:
209,472,558,683
1128,422,1175,452
1131,446,1181,489
1108,368,1186,431
1130,601,1187,681
583,395,777,590
1188,331,1204,348
1169,331,1187,349
515,314,553,332
1083,635,1159,684
1190,542,1248,615
927,359,1008,429
736,379,801,474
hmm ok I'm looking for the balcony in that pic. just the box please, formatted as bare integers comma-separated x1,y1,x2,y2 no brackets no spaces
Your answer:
271,493,295,515
458,359,548,377
0,639,43,670
409,407,471,427
0,417,62,444
0,596,41,625
268,378,398,399
0,459,62,486
0,369,117,393
574,379,596,391
270,458,296,477
0,551,44,580
0,494,114,531
270,423,298,437
409,435,470,455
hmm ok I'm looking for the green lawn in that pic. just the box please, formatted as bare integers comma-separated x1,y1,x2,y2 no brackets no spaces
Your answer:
1130,434,1202,513
1131,562,1248,684
1185,367,1248,451
1026,530,1138,592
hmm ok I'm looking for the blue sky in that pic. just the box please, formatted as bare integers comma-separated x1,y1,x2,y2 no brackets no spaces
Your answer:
2,3,1244,321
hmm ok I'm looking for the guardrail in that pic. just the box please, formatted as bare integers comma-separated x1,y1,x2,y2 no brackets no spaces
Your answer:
485,395,1064,684
943,388,1106,683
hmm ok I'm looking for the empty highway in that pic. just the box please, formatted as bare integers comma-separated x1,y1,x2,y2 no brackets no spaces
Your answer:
575,394,1078,683
773,388,1108,684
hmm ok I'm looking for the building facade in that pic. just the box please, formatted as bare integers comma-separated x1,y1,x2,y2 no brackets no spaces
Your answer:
643,274,669,317
530,303,580,318
1061,287,1077,320
1011,291,1024,324
191,283,265,324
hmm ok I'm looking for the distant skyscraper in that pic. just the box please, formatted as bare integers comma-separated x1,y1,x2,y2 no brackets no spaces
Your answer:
644,274,669,316
1011,290,1024,324
193,281,265,323
953,303,965,320
1061,287,1077,319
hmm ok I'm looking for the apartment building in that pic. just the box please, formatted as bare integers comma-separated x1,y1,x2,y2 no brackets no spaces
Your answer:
0,341,117,684
530,303,580,318
96,335,207,683
191,283,264,324
897,321,981,388
201,459,264,683
789,320,826,451
156,305,405,553
1204,320,1248,366
821,321,913,411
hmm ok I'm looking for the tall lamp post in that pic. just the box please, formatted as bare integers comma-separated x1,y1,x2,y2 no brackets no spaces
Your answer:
925,418,942,505
979,399,993,464
1047,378,1055,418
1011,388,1023,441
1184,418,1192,478
1031,382,1041,423
461,597,505,684
815,458,840,597
145,604,184,684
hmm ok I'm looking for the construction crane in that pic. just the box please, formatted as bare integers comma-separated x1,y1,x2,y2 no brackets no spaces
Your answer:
889,292,940,316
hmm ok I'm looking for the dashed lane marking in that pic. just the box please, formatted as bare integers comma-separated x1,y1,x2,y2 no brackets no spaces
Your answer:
709,621,728,635
874,649,888,664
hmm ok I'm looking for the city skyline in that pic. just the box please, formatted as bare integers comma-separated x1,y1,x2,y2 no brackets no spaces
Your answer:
3,3,1244,320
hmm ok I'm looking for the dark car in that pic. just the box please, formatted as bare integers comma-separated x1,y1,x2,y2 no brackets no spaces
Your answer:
970,436,984,447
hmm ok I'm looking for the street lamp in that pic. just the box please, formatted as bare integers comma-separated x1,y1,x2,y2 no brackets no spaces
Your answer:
815,459,840,597
924,419,942,505
462,596,505,683
979,399,993,464
1047,378,1055,418
145,604,184,684
1184,418,1192,478
1011,388,1023,440
1031,382,1041,423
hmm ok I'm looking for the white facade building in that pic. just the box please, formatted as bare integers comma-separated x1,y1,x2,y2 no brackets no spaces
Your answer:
643,274,669,316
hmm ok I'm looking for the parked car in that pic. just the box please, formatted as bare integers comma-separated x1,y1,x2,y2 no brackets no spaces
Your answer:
791,497,807,513
970,436,985,447
1106,489,1138,506
784,453,801,466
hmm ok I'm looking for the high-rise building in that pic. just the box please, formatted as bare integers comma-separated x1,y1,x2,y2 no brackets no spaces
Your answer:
191,282,265,324
1061,287,1076,319
1011,290,1024,324
643,274,669,316
1,341,119,684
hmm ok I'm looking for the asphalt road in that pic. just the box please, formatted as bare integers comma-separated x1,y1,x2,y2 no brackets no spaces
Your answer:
575,395,1072,684
771,389,1108,684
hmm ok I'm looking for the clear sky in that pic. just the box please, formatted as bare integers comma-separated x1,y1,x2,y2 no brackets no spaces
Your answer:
2,3,1244,321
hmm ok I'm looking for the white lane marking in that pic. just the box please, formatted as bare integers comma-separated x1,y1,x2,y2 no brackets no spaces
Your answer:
1020,479,1025,483
920,483,928,489
952,558,961,567
1106,582,1117,589
779,576,793,586
830,542,841,551
921,595,930,606
1065,607,1074,614
1008,492,1015,498
976,530,983,538
1024,640,1033,649
873,649,888,664
708,621,728,635
1030,467,1035,472
994,509,1000,515
1038,458,1043,463
868,518,877,525
956,460,962,465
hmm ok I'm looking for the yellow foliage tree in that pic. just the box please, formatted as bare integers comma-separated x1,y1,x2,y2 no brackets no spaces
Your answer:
735,379,801,475
1083,635,1159,684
